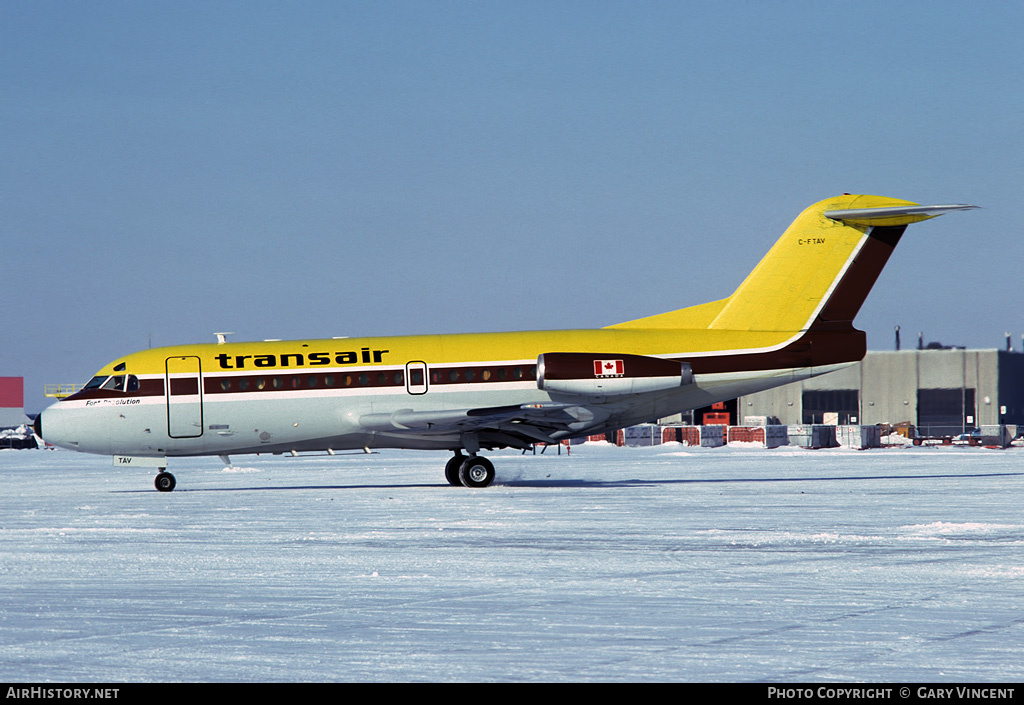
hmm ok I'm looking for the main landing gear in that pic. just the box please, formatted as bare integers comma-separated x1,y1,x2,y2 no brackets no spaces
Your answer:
155,471,176,492
444,452,496,488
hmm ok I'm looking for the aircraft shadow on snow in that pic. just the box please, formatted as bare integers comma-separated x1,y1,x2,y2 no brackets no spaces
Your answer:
110,470,1024,493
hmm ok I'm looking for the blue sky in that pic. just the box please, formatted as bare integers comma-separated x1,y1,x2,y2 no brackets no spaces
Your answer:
4,0,1021,413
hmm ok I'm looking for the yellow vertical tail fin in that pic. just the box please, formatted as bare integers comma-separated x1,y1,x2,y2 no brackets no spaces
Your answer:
609,195,976,334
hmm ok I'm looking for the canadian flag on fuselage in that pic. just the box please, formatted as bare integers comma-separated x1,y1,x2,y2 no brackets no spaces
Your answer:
593,359,624,377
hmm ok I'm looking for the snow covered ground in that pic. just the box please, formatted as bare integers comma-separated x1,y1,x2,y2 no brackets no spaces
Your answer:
2,442,1023,682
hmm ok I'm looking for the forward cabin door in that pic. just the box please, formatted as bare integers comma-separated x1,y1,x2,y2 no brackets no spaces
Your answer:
166,355,204,438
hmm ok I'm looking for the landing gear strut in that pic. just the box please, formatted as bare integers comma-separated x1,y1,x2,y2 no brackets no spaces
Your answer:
154,471,176,492
444,452,495,488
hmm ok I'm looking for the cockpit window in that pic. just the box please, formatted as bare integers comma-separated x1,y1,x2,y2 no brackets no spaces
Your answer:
101,376,126,391
83,376,108,390
89,374,140,393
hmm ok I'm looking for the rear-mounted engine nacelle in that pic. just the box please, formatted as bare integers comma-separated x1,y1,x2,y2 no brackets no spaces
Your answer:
537,352,693,396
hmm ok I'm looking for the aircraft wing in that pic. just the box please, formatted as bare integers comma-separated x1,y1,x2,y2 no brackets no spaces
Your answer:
358,401,611,448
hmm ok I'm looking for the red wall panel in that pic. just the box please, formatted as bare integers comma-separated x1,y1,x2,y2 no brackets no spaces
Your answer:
0,377,24,408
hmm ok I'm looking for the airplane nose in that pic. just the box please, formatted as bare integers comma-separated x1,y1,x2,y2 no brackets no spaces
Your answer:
35,403,107,453
34,405,71,450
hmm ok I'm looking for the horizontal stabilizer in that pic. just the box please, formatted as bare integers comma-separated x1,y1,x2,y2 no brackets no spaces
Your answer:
824,203,978,226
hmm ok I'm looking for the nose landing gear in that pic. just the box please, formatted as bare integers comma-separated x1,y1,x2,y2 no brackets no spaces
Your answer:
154,471,176,492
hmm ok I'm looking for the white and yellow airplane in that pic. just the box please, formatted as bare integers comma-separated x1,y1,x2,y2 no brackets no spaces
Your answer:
36,195,975,490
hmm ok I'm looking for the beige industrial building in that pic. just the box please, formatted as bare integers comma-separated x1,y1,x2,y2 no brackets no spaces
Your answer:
735,349,1024,437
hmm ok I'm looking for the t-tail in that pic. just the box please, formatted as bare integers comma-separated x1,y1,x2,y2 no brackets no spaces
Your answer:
610,195,977,341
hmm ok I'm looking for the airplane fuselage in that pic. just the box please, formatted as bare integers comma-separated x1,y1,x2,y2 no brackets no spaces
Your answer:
36,195,976,489
39,326,852,458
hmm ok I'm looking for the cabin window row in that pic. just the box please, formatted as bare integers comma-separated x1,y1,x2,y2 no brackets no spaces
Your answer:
210,365,537,393
214,372,402,392
430,366,536,384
